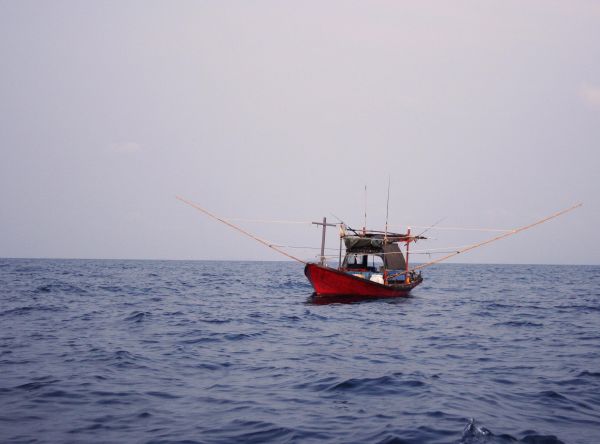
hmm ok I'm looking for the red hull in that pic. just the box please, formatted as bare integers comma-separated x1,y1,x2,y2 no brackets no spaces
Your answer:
304,263,422,299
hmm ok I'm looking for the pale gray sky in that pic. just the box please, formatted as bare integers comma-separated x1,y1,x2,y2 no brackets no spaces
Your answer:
1,1,598,264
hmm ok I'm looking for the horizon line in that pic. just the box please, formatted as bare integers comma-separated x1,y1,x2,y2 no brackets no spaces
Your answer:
0,256,597,267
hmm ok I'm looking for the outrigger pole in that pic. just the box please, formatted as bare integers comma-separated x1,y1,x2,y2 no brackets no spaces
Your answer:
176,196,307,264
388,202,583,280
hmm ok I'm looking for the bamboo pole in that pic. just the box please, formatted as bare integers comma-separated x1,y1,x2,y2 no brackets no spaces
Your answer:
176,196,307,264
388,203,582,279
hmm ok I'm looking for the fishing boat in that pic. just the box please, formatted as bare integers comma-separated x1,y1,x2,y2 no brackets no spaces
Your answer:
176,196,581,303
304,222,426,300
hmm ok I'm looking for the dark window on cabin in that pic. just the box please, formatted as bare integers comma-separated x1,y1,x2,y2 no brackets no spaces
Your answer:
346,254,367,270
345,254,384,272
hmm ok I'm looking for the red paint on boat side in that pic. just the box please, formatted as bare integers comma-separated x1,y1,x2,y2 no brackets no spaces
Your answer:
304,263,421,299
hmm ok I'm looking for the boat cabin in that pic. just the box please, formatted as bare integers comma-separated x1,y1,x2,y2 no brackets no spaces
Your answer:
340,233,410,282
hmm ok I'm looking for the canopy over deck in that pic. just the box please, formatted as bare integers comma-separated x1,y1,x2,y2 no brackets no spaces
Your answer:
343,230,425,253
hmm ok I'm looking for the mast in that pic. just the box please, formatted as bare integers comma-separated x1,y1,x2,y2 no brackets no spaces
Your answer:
405,227,411,283
338,227,343,270
312,217,337,266
320,217,327,265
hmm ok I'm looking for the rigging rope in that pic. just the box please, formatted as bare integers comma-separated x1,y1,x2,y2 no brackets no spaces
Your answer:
388,203,583,279
411,244,477,253
176,196,307,264
199,217,511,233
177,197,581,271
226,218,315,224
273,245,339,251
393,225,513,232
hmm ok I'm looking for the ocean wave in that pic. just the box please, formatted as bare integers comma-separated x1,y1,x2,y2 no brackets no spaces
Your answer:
124,311,151,322
326,375,426,396
0,305,64,316
460,419,565,444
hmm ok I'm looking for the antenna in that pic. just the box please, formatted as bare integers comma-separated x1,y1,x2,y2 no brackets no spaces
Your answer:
363,185,367,234
384,177,390,241
416,216,446,238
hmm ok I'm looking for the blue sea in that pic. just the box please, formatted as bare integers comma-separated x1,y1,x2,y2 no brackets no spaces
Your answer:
1,259,599,444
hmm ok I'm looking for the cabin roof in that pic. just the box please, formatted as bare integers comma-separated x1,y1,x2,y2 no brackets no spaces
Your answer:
343,230,426,253
344,236,393,253
343,236,382,253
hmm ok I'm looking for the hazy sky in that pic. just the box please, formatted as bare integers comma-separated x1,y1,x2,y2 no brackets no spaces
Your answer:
1,1,598,265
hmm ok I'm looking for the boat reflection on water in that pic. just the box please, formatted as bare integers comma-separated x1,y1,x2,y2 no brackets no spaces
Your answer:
306,292,413,305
